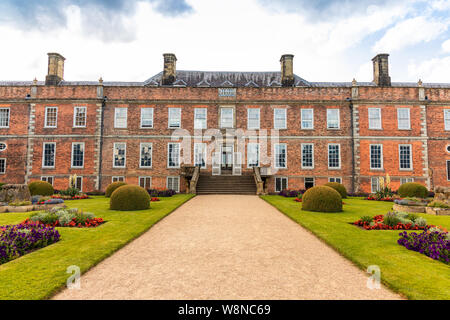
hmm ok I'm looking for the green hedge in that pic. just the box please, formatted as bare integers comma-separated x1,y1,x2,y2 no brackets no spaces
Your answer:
398,182,428,198
110,185,150,211
302,186,343,213
324,182,347,198
28,181,54,196
105,182,127,198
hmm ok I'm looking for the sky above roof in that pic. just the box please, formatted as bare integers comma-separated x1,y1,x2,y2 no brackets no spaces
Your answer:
0,0,449,83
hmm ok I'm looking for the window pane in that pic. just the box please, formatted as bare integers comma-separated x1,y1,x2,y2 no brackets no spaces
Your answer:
274,108,286,129
327,109,339,129
371,177,380,192
445,110,450,130
0,159,5,173
141,108,153,128
370,145,382,169
168,143,180,167
221,108,233,128
168,108,181,128
140,143,152,167
248,109,260,129
328,144,340,168
275,177,287,192
368,108,381,129
0,109,10,127
194,143,206,168
115,108,127,128
72,143,84,167
43,143,55,167
45,107,58,127
114,143,126,167
302,144,313,168
399,145,411,169
74,107,86,127
301,109,313,129
247,143,259,167
194,108,207,129
275,144,286,168
397,108,410,129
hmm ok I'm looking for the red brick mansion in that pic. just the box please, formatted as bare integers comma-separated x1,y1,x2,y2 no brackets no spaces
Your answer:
0,53,449,194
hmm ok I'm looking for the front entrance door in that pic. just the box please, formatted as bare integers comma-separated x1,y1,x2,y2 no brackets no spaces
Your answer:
221,145,233,170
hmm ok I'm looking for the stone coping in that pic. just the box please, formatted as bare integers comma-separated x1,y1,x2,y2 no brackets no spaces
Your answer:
0,203,66,213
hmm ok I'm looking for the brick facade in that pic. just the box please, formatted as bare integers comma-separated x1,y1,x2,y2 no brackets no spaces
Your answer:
0,53,448,194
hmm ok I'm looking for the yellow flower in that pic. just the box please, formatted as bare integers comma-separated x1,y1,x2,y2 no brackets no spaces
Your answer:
379,177,385,190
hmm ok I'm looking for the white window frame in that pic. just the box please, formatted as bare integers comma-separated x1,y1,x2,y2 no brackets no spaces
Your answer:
167,143,180,168
0,158,6,174
368,108,382,129
114,108,128,129
167,176,180,192
274,108,287,130
328,143,341,169
194,108,207,129
41,176,54,185
445,109,450,131
397,108,411,130
371,177,380,193
247,143,260,168
0,108,10,128
42,142,56,168
139,176,152,189
301,143,314,169
73,106,87,128
326,109,340,129
112,176,125,183
369,144,383,170
274,143,287,169
74,176,83,192
304,177,315,189
71,142,85,169
247,108,260,130
140,108,154,129
44,107,58,128
301,109,314,129
113,142,127,168
220,107,234,129
194,143,207,168
168,108,182,129
139,143,153,168
400,177,414,185
399,144,413,171
275,177,288,192
328,177,342,183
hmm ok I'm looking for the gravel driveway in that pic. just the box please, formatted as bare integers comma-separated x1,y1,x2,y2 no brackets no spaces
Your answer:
53,195,401,300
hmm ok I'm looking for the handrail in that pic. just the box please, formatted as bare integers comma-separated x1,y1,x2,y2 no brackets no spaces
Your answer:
189,165,200,194
253,167,265,195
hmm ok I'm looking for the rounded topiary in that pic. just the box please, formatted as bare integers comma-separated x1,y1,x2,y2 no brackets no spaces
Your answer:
105,181,127,197
110,185,150,211
324,182,347,198
398,182,428,199
302,186,343,212
28,181,54,196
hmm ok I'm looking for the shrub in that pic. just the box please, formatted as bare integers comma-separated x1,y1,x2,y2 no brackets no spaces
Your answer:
324,182,347,198
428,201,450,209
360,216,373,224
110,185,150,211
59,187,80,198
28,181,53,196
301,186,342,213
398,182,428,198
26,208,102,228
105,182,127,198
383,211,402,227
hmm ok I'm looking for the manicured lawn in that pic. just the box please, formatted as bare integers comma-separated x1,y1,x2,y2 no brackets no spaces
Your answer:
0,194,194,300
261,196,450,300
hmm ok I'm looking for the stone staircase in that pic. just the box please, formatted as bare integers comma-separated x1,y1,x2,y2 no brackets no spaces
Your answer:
196,174,257,195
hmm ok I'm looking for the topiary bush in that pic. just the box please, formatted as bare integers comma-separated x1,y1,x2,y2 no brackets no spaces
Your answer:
398,182,428,199
105,181,127,198
301,186,343,213
28,181,54,196
110,185,150,211
324,182,347,198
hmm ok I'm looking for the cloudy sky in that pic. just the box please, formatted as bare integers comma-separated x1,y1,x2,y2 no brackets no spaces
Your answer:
0,0,449,83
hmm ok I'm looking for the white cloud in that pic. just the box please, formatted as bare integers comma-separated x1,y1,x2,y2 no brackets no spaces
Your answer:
442,39,450,52
373,16,449,52
408,56,450,82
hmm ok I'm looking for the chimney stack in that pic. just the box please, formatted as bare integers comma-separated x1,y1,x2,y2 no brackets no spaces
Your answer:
280,54,294,87
372,53,391,86
162,53,177,85
45,53,65,85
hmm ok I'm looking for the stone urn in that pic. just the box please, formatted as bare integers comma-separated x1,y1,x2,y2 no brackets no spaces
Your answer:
0,184,32,204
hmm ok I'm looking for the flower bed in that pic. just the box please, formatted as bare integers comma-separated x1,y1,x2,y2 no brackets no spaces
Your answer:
353,212,431,230
366,196,395,202
51,194,89,201
151,197,160,202
0,224,60,265
398,229,449,264
22,207,104,228
147,188,176,197
279,189,304,198
294,198,302,202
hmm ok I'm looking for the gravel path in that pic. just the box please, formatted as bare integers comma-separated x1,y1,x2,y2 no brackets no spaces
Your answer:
54,195,401,300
